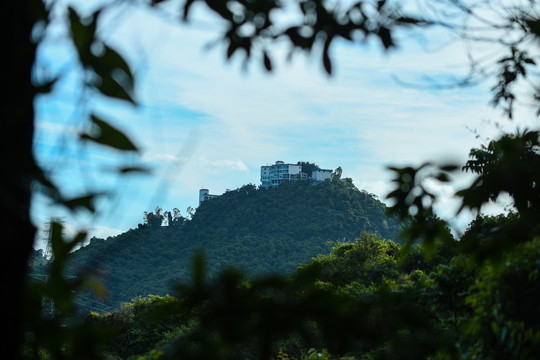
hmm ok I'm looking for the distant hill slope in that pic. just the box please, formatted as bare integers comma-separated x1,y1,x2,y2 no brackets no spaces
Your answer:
68,179,406,313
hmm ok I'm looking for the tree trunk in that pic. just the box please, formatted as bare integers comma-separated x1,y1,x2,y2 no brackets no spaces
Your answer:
2,1,38,359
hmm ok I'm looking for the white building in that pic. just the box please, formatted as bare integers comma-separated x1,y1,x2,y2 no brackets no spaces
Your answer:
199,189,218,205
261,161,308,188
261,161,333,188
312,168,333,184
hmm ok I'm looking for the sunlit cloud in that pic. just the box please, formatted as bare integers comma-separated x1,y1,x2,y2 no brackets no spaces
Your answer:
142,152,189,165
198,158,249,172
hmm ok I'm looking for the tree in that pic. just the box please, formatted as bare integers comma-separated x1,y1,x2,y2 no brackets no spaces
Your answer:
297,162,319,177
5,3,50,359
331,166,342,181
165,208,185,227
142,206,165,228
144,213,162,228
172,208,186,226
298,232,402,288
186,206,195,220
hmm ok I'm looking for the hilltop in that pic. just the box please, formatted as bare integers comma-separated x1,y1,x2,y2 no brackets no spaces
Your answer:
67,179,406,312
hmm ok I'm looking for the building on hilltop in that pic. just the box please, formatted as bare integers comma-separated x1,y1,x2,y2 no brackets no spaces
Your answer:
261,161,333,188
199,189,218,205
200,162,335,202
261,161,306,188
311,168,333,184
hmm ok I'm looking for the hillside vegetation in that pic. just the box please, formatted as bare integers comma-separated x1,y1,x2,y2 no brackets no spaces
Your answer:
67,179,405,312
90,233,453,360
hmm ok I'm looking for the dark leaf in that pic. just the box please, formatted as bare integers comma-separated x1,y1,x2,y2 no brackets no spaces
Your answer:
226,41,236,59
118,166,151,174
68,7,98,64
395,16,428,26
263,50,273,71
95,72,136,104
182,0,196,20
526,18,540,38
378,26,394,49
33,77,58,94
322,40,332,75
435,172,450,182
98,45,135,84
81,114,139,152
50,222,87,263
60,193,102,213
440,164,459,172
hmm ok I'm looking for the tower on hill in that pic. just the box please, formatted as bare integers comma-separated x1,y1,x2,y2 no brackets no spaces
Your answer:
199,189,218,205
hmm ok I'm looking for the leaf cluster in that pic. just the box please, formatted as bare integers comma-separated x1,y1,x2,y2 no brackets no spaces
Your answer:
177,0,426,74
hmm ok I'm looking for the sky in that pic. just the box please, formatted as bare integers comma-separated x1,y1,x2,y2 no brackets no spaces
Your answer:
31,0,538,249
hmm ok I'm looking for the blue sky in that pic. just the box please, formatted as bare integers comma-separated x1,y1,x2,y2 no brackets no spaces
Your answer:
32,0,537,249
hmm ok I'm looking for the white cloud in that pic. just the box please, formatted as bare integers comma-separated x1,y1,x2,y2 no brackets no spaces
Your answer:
198,158,249,172
33,215,122,250
85,225,124,240
354,180,392,202
142,152,189,165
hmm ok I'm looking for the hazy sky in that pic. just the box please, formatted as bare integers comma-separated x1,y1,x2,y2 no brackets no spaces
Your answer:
32,0,537,248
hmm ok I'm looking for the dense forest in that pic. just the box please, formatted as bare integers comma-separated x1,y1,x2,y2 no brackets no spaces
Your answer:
49,211,539,360
26,209,540,359
33,179,405,313
86,233,457,360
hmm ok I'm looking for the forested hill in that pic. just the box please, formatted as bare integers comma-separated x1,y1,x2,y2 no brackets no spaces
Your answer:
192,179,402,243
68,179,406,313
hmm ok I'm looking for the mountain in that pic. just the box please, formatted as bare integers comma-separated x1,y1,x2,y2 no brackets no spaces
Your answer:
67,179,406,313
